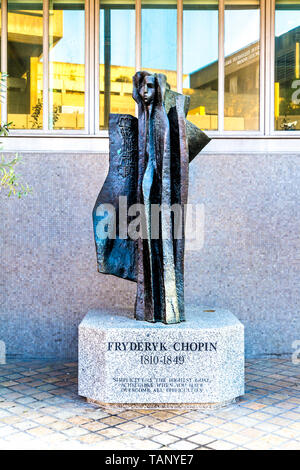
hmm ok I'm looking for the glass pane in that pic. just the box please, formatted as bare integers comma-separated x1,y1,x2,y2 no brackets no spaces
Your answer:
141,0,177,90
7,0,43,129
49,0,85,130
275,0,300,130
99,0,135,130
183,0,218,130
224,0,260,131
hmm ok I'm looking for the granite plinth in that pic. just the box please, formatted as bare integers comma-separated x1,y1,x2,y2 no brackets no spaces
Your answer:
78,307,244,407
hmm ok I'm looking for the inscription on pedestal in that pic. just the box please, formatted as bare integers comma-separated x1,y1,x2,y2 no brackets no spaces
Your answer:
103,341,218,396
78,307,245,405
107,341,217,397
115,377,210,394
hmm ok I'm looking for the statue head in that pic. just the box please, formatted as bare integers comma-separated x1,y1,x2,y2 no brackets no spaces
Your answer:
140,75,156,106
132,71,168,109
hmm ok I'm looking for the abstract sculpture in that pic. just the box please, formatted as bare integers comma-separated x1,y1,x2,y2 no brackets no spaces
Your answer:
93,71,210,324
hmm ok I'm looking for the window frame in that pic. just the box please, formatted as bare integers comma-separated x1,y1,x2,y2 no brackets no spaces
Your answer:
268,0,300,136
1,0,90,135
0,0,299,137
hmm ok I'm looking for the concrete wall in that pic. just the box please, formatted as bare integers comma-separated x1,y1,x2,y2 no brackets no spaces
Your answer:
0,151,299,359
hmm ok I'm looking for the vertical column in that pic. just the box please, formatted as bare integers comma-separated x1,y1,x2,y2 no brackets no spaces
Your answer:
177,0,183,93
104,7,111,129
94,0,100,131
136,0,141,71
265,0,273,134
1,0,7,125
43,0,49,131
218,0,224,132
85,0,91,133
259,0,266,133
135,0,142,117
135,0,141,117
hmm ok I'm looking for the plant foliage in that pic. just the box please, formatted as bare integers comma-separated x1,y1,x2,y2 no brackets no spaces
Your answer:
0,155,32,198
0,72,32,198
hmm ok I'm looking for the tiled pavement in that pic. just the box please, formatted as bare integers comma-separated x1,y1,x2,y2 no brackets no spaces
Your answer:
0,358,299,450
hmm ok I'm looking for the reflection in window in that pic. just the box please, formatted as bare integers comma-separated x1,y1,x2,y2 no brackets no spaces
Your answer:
99,1,135,129
7,0,43,129
275,0,300,130
49,0,85,130
141,0,177,90
183,0,218,130
224,0,260,131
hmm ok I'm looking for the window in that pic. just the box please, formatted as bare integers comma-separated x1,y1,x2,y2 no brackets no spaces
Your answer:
7,0,44,129
49,0,85,130
224,0,260,131
183,0,219,131
99,0,135,129
275,0,300,130
141,0,177,89
0,0,299,135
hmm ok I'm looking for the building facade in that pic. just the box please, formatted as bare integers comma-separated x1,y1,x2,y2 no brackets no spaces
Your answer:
0,0,300,359
1,0,300,138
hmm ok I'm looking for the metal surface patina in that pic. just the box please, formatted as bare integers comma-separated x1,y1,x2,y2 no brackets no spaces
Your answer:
93,72,210,324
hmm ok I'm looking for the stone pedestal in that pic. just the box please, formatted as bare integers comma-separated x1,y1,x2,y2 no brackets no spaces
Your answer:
78,306,244,408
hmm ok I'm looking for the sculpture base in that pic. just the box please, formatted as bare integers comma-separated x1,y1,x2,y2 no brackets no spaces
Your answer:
78,306,244,407
86,397,237,411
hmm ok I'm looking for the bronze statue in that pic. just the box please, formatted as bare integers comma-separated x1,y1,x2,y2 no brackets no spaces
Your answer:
93,71,210,324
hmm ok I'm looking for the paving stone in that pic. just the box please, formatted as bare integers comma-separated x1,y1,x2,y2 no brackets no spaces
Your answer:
187,433,216,446
151,433,179,446
0,358,298,450
168,440,199,450
209,440,237,450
